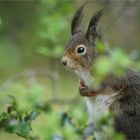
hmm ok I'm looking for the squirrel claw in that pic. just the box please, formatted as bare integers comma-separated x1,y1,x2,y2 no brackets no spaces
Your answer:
79,86,90,96
79,86,97,97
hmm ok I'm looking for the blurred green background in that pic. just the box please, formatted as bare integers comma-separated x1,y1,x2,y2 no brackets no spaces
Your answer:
0,0,140,140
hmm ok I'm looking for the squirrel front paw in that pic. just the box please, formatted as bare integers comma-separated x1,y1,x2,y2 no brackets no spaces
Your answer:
79,86,90,96
79,86,97,97
79,83,87,96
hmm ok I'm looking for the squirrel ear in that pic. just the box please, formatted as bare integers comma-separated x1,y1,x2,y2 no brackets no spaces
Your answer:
71,3,86,35
86,9,103,42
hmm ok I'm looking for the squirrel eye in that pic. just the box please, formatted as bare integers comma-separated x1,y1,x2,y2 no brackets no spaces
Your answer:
76,45,86,55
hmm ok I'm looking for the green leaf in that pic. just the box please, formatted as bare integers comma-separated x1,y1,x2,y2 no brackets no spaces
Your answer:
53,46,63,58
96,40,107,54
94,57,112,83
37,46,52,57
6,120,31,137
24,110,39,123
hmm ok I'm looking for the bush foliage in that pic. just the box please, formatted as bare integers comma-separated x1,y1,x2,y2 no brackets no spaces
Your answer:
0,1,139,140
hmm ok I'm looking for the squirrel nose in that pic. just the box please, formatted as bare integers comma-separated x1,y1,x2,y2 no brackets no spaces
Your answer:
61,58,67,66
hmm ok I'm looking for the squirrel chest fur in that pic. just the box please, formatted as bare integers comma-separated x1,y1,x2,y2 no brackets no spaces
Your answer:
75,69,116,122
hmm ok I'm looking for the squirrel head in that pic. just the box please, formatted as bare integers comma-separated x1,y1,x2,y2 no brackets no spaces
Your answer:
61,4,102,71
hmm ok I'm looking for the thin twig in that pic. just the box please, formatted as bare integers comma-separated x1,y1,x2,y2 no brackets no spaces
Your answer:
0,69,57,91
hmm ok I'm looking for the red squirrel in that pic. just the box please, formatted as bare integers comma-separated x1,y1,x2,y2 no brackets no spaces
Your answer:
61,4,140,140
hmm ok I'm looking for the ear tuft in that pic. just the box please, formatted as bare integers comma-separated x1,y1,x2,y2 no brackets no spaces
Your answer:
71,3,86,35
86,9,103,40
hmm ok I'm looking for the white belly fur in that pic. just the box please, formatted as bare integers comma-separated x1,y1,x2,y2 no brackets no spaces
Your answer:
75,69,115,123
